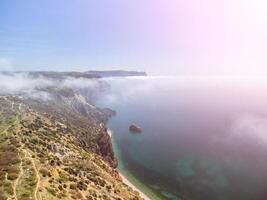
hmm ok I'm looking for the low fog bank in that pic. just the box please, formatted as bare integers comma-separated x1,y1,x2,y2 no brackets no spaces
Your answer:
2,74,266,96
99,75,267,105
0,72,102,100
98,76,267,152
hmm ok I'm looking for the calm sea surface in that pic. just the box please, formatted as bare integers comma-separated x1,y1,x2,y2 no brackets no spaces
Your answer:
97,76,267,200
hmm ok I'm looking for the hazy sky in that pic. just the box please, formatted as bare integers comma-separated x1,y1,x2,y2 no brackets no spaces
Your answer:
0,0,266,75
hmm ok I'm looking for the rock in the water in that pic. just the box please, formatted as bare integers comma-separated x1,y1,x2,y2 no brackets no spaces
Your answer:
129,124,142,133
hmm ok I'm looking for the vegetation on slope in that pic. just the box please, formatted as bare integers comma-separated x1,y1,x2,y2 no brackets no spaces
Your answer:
0,95,144,200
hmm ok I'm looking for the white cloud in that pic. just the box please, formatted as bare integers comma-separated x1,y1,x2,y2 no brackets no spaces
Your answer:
62,77,99,89
211,113,267,151
0,72,54,94
0,72,102,101
231,114,267,145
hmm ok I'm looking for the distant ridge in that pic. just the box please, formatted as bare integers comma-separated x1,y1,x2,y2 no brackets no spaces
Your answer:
28,71,101,79
87,70,147,77
7,70,147,79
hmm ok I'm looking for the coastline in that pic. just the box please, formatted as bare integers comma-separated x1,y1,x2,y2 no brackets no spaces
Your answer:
120,173,151,200
107,129,151,200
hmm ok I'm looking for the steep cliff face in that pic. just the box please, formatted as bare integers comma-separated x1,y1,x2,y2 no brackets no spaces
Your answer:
97,130,118,168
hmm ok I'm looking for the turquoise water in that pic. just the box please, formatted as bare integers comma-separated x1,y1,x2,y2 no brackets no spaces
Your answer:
97,77,267,200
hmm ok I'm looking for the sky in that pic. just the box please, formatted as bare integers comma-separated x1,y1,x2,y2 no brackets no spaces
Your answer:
0,0,266,76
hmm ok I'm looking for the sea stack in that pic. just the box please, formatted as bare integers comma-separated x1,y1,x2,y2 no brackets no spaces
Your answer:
129,124,142,133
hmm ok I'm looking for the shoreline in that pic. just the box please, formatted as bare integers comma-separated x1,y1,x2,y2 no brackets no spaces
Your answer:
107,128,151,200
120,173,151,200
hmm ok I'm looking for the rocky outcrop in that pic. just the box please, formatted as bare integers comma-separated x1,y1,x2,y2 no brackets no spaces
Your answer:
129,124,142,133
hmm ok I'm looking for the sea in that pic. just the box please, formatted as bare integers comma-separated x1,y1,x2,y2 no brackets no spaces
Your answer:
97,76,267,200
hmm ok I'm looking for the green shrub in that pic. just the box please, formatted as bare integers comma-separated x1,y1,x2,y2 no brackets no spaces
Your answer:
46,187,57,196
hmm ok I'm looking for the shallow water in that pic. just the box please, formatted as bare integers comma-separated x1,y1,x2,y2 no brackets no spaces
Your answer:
97,76,267,200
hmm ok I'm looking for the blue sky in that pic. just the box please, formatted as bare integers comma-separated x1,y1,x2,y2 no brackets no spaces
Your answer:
0,0,267,75
0,0,173,74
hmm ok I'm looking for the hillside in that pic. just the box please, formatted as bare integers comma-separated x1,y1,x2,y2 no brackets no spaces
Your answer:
0,72,145,200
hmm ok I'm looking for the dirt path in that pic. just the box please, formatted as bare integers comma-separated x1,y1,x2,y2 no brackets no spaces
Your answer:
1,110,21,200
2,101,24,200
24,149,40,200
12,153,23,200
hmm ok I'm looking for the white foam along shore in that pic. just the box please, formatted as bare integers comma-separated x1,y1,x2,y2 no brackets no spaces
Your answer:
107,128,112,138
107,129,151,200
